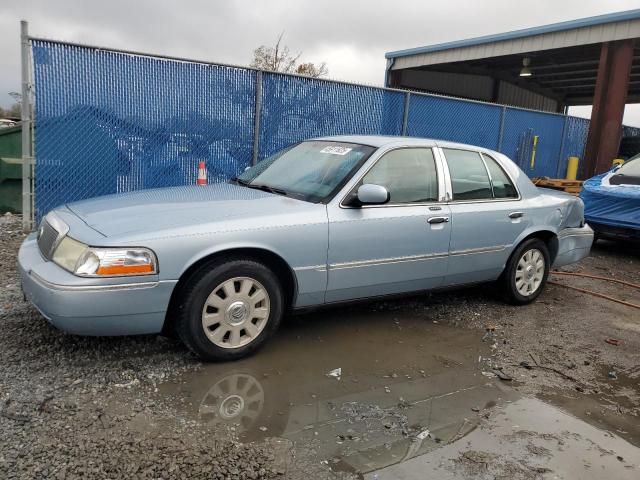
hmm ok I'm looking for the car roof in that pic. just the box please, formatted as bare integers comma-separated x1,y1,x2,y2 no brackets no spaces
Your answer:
315,134,497,154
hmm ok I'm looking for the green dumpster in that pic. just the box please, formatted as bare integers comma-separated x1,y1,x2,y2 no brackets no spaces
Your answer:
0,125,23,213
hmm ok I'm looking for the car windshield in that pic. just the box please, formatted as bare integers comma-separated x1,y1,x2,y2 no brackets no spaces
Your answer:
617,155,640,176
234,141,375,202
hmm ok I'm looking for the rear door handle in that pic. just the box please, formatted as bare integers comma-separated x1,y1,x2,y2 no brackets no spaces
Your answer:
508,211,524,219
427,216,449,224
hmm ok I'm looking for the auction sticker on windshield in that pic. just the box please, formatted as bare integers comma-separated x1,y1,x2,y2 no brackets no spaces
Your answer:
320,146,353,155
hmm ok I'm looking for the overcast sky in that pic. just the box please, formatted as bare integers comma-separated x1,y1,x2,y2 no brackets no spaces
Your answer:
2,0,640,124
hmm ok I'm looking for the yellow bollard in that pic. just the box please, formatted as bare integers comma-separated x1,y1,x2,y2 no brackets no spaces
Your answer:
612,158,625,168
566,156,579,180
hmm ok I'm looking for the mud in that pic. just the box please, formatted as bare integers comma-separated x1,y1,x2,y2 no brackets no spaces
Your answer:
147,307,639,478
1,212,639,479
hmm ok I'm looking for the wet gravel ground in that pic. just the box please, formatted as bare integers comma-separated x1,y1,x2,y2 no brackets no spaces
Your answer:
0,214,286,479
1,212,639,479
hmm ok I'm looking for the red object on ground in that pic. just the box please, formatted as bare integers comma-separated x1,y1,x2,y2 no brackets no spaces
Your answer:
605,338,621,346
197,161,207,185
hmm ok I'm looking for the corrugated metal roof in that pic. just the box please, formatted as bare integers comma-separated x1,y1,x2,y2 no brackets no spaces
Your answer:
386,9,640,60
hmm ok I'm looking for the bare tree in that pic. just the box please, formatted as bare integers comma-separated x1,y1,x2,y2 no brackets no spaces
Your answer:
250,33,328,78
0,92,21,119
295,62,328,78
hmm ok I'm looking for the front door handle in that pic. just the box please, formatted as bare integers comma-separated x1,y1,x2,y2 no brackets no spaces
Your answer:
427,216,449,224
509,211,524,219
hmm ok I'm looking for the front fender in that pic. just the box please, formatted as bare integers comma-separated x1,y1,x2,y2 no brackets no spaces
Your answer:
178,240,294,279
146,217,329,308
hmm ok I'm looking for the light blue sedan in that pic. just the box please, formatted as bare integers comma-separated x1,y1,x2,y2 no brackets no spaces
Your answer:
19,136,593,360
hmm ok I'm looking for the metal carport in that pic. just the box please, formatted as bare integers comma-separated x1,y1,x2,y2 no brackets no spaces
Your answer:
385,9,640,177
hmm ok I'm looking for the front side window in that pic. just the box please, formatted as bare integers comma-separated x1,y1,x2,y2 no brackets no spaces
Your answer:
237,141,375,202
443,149,492,200
482,154,518,198
361,148,438,203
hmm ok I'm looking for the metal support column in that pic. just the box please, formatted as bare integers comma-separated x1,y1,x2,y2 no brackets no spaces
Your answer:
583,40,634,177
252,71,263,165
20,20,33,231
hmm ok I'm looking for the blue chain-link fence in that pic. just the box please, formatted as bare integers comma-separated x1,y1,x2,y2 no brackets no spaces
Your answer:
29,39,622,221
258,73,406,159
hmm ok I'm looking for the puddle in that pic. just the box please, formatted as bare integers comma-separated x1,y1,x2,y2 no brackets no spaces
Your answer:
152,309,639,478
539,365,640,449
374,396,639,480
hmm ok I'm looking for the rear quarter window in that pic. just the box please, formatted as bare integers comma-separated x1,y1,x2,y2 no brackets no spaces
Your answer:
482,154,518,198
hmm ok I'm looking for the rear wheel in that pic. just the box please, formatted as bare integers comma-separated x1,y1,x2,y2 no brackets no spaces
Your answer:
175,259,284,361
501,238,550,305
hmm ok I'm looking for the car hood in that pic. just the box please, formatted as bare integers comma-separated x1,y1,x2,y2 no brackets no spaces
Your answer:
66,183,317,237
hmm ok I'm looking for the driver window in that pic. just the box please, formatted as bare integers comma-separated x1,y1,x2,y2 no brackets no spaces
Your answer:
361,148,438,203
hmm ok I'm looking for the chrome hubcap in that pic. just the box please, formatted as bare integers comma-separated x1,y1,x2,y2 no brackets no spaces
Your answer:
201,277,270,349
515,248,545,296
198,373,265,430
226,301,249,325
219,395,245,419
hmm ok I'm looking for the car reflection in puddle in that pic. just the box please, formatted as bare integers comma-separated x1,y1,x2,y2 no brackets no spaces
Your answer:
158,311,513,475
156,310,639,478
192,369,512,475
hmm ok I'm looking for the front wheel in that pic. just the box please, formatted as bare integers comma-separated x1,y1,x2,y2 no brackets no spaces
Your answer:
175,259,284,361
500,238,550,305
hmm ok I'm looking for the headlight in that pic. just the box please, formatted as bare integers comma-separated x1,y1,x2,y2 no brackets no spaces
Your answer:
75,248,158,277
52,237,158,277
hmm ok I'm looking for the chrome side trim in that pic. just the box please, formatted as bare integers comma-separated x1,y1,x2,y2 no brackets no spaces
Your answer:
450,245,505,256
294,265,327,272
326,245,505,271
329,252,448,270
558,225,594,239
557,233,594,240
29,271,160,292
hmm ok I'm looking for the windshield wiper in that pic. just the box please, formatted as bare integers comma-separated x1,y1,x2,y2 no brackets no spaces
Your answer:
230,177,289,196
229,177,250,186
246,183,289,196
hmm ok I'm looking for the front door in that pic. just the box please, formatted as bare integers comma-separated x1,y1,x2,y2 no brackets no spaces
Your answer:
440,147,531,285
325,147,451,303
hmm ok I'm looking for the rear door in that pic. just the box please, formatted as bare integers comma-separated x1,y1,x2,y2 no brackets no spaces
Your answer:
439,147,531,285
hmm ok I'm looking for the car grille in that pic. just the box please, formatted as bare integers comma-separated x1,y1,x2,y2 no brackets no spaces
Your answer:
37,220,60,259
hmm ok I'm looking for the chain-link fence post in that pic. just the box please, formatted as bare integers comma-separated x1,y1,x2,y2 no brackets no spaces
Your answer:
401,92,410,136
20,20,34,231
252,70,263,165
497,106,506,152
556,114,569,178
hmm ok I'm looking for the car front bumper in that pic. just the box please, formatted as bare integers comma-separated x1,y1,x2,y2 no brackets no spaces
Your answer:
18,233,176,336
552,224,594,268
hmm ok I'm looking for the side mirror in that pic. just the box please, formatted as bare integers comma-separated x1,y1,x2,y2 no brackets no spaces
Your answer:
356,184,390,205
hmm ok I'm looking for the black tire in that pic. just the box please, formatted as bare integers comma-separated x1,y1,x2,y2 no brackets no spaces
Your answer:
175,258,284,361
500,238,550,305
